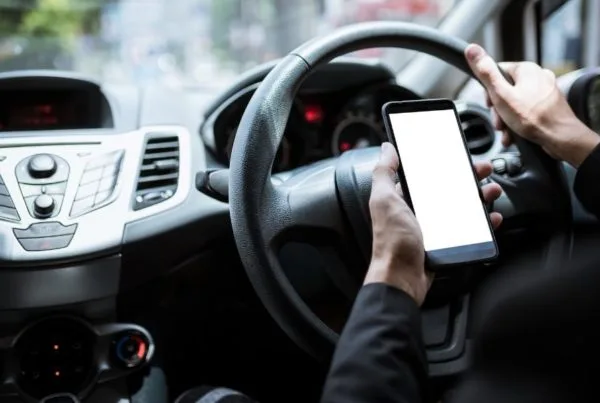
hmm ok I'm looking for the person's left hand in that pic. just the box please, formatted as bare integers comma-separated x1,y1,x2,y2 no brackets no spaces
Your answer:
365,143,503,305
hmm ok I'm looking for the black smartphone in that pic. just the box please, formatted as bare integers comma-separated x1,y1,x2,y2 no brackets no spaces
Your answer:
381,99,498,267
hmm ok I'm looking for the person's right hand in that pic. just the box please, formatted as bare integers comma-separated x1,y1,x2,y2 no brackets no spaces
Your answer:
465,44,599,167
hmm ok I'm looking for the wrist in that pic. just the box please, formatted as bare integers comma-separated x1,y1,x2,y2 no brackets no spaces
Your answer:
546,120,600,167
364,259,428,305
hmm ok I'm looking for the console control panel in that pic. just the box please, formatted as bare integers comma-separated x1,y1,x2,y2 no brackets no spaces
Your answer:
16,154,69,219
13,222,77,251
71,150,123,217
0,317,154,402
0,127,191,262
0,174,19,222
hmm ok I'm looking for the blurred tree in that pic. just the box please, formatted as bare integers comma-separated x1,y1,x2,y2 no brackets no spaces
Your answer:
210,0,238,59
20,0,101,39
0,0,37,35
0,0,107,70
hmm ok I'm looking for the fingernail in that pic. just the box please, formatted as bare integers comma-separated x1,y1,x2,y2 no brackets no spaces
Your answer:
466,44,484,61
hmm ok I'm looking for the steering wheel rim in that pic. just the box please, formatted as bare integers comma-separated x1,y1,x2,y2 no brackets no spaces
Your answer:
229,21,569,360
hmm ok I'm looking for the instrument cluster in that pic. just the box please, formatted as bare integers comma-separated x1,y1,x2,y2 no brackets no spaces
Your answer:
210,83,420,172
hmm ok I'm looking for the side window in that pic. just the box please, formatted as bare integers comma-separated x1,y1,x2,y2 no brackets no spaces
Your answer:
542,0,584,74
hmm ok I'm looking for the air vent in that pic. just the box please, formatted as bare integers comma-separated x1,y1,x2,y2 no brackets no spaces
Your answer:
460,112,495,155
133,134,180,210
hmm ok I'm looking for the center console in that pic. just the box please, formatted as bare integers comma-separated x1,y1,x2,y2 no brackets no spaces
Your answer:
0,74,191,266
2,317,154,402
0,72,197,402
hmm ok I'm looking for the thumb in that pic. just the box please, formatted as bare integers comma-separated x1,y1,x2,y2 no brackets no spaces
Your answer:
372,142,399,189
465,44,513,100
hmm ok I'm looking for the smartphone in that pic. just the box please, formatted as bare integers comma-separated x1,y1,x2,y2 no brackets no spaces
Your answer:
381,99,498,267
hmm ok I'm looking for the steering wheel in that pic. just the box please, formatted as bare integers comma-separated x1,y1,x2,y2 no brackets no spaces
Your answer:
229,22,571,360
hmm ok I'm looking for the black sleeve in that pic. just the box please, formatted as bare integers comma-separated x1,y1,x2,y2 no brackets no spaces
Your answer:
320,283,428,403
574,143,600,218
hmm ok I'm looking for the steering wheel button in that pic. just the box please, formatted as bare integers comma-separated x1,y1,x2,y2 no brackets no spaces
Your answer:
17,234,74,251
14,222,77,239
79,167,103,185
492,158,507,174
75,181,99,201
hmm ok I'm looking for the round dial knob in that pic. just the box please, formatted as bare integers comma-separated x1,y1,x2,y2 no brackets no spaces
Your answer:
28,154,57,179
115,333,148,368
33,194,55,218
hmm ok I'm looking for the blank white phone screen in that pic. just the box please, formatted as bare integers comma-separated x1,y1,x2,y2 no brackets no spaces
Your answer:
389,109,493,252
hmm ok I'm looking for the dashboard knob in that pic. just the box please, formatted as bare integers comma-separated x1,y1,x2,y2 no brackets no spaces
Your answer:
28,154,57,178
33,194,55,218
114,333,148,368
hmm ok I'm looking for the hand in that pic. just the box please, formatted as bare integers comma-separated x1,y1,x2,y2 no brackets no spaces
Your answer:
365,143,503,306
465,44,599,167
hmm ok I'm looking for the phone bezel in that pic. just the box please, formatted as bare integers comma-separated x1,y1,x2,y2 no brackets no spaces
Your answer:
381,98,499,268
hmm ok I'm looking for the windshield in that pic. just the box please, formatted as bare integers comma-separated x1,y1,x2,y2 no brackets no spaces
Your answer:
0,0,459,90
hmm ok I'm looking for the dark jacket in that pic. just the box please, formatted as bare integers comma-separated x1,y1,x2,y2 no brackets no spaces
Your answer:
321,144,600,403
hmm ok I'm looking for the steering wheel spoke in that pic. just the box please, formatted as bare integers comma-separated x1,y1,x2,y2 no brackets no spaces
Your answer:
271,163,346,242
270,163,365,298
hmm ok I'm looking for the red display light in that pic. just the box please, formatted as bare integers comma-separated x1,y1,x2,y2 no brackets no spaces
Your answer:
340,141,352,152
304,104,323,123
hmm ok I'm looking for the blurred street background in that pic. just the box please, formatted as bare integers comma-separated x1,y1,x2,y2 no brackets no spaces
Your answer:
0,0,595,90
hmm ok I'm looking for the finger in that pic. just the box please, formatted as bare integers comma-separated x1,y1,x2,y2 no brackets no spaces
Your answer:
492,109,505,131
485,91,493,107
501,131,512,147
465,44,514,100
372,142,399,193
474,161,493,180
395,181,404,197
543,68,555,81
482,182,503,204
497,62,519,79
489,211,503,230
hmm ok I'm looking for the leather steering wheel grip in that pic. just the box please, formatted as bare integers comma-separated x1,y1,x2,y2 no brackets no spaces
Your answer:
228,21,567,360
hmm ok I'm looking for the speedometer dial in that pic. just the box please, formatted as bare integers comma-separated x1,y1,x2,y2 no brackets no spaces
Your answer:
331,111,385,156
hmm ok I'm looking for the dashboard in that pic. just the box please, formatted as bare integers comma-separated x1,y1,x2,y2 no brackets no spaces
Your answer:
201,61,499,172
0,74,113,132
0,60,596,402
209,82,419,172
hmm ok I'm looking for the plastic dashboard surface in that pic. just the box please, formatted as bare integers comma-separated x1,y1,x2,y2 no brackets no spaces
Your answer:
0,71,230,268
